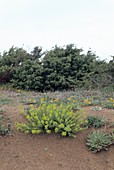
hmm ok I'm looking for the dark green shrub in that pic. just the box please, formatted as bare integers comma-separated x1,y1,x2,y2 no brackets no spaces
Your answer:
16,103,88,137
0,65,13,83
0,44,113,91
11,60,43,91
87,115,108,128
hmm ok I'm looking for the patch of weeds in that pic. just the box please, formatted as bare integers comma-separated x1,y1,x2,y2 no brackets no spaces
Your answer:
103,98,114,109
82,98,94,106
87,115,108,128
91,97,102,106
0,98,13,106
0,114,11,135
80,97,102,107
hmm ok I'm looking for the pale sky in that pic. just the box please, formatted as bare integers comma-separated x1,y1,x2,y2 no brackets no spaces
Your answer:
0,0,114,61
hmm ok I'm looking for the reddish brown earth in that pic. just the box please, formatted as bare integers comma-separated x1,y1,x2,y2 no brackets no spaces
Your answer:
0,104,114,170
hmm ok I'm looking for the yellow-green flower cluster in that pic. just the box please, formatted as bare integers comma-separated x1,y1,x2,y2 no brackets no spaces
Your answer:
106,98,114,103
83,98,93,106
67,96,77,103
16,103,87,137
104,98,114,109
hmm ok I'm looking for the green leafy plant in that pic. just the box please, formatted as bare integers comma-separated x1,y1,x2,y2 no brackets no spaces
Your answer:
16,103,88,137
103,98,114,109
0,98,13,106
0,65,13,83
109,132,114,141
0,114,11,135
87,115,108,128
86,130,112,153
0,44,113,91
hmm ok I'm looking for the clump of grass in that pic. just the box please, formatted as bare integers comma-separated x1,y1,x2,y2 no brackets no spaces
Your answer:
0,114,11,135
87,115,108,128
0,98,13,106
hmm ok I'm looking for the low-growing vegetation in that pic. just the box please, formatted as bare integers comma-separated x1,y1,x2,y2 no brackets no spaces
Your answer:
103,98,114,109
16,103,88,137
0,97,13,106
0,87,114,157
0,113,11,135
87,115,108,128
86,130,114,153
21,93,114,110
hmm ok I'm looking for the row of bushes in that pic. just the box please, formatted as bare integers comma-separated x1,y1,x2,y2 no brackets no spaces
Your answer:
0,44,114,91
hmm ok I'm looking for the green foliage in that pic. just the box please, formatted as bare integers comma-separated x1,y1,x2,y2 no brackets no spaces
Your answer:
31,46,44,60
87,115,108,128
16,103,87,137
0,46,30,84
11,59,43,91
0,46,30,67
19,91,114,111
79,97,103,107
109,132,114,141
0,65,13,83
0,98,13,106
109,56,114,83
0,114,11,135
86,131,112,153
0,44,113,91
88,59,112,89
103,98,114,109
42,45,100,91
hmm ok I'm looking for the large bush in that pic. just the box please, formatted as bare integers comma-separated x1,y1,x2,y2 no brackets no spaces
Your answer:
0,44,113,91
11,60,43,91
0,65,13,83
0,46,30,84
42,45,99,90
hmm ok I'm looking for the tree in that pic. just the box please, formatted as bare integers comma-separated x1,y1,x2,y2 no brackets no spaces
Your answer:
0,46,31,83
0,46,30,67
109,56,114,83
11,59,43,91
31,46,44,61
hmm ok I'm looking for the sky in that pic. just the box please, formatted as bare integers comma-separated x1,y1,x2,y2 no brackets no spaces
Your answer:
0,0,114,61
